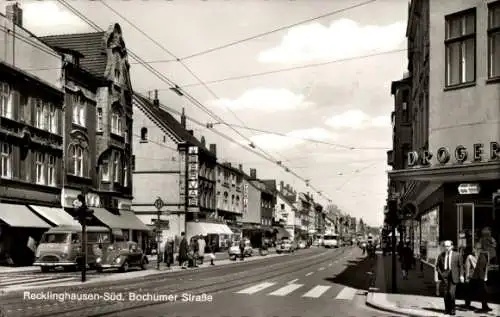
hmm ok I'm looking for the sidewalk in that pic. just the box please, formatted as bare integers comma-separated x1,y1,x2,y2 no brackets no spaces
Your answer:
366,254,500,317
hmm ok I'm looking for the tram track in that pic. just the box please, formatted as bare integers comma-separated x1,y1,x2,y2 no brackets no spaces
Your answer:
3,248,347,317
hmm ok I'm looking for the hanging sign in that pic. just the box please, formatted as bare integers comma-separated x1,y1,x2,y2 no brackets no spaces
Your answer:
458,183,480,195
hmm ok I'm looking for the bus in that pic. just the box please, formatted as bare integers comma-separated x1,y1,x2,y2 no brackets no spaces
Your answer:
323,234,339,248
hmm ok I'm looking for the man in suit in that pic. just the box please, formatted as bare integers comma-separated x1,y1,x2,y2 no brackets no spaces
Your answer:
435,240,464,315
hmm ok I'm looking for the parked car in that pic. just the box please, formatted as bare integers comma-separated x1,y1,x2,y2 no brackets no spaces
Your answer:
277,238,297,253
298,240,307,249
95,241,148,273
228,239,253,260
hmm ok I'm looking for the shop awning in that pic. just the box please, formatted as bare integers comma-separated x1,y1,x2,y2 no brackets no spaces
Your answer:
92,208,151,231
212,223,233,235
29,205,80,227
186,222,233,239
0,203,51,228
275,227,291,238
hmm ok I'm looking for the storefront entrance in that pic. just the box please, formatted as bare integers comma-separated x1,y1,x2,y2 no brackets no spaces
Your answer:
457,203,496,255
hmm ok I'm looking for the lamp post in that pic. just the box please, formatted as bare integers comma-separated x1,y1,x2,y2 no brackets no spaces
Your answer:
73,191,93,283
154,197,164,270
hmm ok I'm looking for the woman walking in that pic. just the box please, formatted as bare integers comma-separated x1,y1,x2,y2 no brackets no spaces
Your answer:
400,241,413,280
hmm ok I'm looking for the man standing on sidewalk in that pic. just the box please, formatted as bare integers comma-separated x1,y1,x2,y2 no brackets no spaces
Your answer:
435,240,464,316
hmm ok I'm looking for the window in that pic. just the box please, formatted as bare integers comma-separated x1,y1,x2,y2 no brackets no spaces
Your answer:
35,99,44,129
72,95,86,127
47,104,58,134
69,145,84,177
488,2,500,79
47,155,56,186
0,82,12,119
140,127,148,142
97,108,103,131
111,111,122,135
445,10,476,87
123,163,128,187
36,153,45,185
101,160,110,182
1,143,12,178
113,152,120,182
281,204,285,210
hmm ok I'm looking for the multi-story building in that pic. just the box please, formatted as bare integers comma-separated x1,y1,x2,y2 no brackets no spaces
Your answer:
297,192,314,236
314,203,325,234
40,24,149,245
0,4,65,265
215,162,244,226
132,92,227,246
275,181,297,239
389,0,500,266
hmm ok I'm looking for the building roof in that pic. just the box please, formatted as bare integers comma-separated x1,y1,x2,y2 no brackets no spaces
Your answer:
40,32,107,78
133,93,215,157
277,192,296,210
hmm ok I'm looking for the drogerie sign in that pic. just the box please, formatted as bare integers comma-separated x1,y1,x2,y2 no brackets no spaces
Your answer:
408,142,500,167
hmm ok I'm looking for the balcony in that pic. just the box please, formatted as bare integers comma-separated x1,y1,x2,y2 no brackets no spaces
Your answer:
387,150,394,166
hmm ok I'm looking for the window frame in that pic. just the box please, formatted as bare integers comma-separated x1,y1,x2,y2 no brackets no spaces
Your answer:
113,152,120,183
444,8,477,88
488,1,500,80
0,142,12,179
101,159,110,182
111,111,122,135
35,152,45,185
35,99,44,129
47,155,56,186
69,145,85,178
0,82,11,119
72,95,86,127
47,103,58,134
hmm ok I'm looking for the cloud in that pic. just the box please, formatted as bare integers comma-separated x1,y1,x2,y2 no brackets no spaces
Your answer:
239,127,336,151
20,2,89,33
209,88,314,112
324,109,391,129
259,19,405,64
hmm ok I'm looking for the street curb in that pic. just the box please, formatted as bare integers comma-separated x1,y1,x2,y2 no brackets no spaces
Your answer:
366,292,447,317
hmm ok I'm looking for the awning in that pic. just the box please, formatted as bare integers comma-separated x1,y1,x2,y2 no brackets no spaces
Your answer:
275,227,291,238
186,222,233,239
0,203,51,228
91,208,151,231
213,223,233,235
29,205,80,227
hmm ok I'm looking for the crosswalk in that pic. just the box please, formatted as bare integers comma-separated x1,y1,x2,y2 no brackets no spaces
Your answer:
235,282,361,301
0,272,98,289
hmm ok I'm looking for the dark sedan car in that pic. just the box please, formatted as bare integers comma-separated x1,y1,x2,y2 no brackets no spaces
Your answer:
95,241,148,273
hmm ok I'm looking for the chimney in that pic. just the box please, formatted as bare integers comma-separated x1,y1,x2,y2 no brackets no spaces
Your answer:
280,181,284,192
153,89,159,107
200,136,206,147
250,168,257,179
181,108,186,128
209,144,217,156
238,164,243,171
6,3,23,27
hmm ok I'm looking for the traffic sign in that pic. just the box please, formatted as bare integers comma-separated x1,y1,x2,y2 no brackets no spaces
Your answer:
154,197,164,210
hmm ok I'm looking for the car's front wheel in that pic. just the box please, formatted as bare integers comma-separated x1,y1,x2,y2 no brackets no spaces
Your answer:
120,261,129,273
140,258,147,270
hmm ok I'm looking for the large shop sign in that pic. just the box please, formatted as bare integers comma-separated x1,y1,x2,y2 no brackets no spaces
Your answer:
243,183,249,213
187,146,199,211
408,142,500,167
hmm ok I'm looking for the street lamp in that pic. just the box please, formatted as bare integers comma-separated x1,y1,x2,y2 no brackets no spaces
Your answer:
73,192,94,282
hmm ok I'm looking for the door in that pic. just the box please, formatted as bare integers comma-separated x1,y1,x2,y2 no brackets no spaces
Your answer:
457,203,474,254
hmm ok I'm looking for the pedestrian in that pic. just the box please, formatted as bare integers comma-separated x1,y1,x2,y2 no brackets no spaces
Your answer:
435,240,464,316
178,232,188,269
197,235,206,265
164,237,174,268
239,238,246,261
208,240,216,265
190,236,199,268
400,241,413,280
464,243,492,313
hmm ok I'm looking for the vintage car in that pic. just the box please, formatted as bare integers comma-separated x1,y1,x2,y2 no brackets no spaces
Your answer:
276,238,297,253
297,240,307,249
228,239,253,260
95,241,148,273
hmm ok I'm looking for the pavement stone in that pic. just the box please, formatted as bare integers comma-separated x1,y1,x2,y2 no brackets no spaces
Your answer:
366,253,500,317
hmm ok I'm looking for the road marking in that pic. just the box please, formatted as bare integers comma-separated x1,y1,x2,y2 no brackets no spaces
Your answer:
268,283,303,296
236,282,276,294
287,278,299,284
302,285,331,298
328,263,332,267
305,272,314,276
335,286,358,300
318,267,325,271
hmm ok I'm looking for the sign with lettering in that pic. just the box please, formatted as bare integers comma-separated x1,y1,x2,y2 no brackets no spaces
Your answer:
458,183,481,195
407,142,500,167
243,183,249,213
187,146,199,208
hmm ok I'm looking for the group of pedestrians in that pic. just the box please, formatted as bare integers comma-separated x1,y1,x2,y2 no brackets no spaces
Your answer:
163,232,217,269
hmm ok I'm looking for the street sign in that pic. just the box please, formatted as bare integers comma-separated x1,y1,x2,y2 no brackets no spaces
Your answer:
154,197,164,210
458,183,480,195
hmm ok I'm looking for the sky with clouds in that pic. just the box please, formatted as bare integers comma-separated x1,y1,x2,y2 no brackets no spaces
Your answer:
7,0,408,227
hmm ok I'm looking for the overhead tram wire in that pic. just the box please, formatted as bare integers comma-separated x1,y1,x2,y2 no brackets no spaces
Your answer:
127,0,379,64
57,0,335,202
99,1,268,161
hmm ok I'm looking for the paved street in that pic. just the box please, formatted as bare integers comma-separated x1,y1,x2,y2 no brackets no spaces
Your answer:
0,246,399,317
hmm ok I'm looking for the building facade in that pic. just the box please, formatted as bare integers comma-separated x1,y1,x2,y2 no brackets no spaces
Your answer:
215,162,244,225
389,0,500,267
275,181,298,240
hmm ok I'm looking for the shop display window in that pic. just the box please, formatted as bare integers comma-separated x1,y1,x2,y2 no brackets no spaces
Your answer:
420,206,440,264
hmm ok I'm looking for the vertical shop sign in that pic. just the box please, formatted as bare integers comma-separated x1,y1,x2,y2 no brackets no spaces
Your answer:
187,146,199,209
179,150,186,204
243,183,249,213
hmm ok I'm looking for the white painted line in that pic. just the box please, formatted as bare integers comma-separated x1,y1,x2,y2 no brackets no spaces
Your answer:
268,284,303,296
288,278,299,284
236,282,276,294
335,286,358,300
305,272,314,276
302,285,331,298
318,267,325,271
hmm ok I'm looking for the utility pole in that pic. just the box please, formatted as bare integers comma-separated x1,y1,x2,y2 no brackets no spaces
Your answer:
154,197,164,270
73,190,93,283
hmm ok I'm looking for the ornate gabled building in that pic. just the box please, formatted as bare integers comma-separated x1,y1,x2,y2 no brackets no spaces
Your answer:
40,24,149,244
